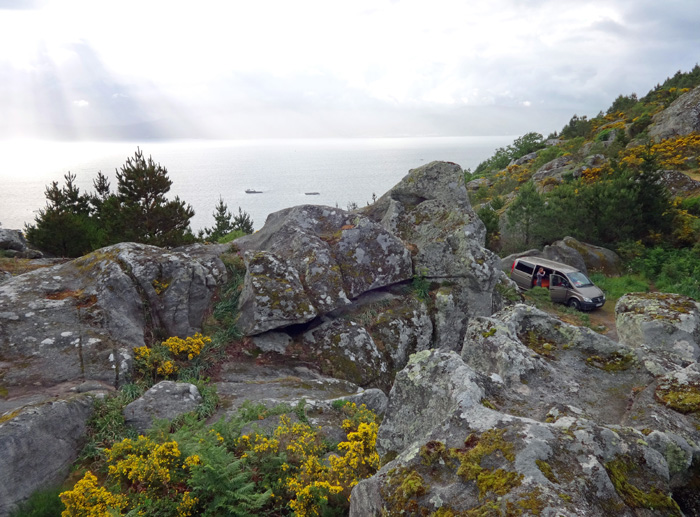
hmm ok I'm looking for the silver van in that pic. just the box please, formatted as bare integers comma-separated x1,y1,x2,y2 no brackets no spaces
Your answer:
510,256,606,310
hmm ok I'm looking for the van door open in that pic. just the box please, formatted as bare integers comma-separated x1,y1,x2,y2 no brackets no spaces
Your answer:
549,273,569,303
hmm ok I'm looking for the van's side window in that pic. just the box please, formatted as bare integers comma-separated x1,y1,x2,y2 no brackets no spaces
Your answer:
514,261,534,275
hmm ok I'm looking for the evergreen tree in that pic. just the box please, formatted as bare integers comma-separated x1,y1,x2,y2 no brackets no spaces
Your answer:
200,197,234,242
25,172,101,257
505,182,546,247
232,207,254,235
109,148,195,247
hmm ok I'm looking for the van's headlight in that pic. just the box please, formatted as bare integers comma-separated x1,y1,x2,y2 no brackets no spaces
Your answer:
582,297,592,303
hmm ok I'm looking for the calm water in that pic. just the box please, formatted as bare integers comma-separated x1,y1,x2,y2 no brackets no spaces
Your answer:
0,136,513,232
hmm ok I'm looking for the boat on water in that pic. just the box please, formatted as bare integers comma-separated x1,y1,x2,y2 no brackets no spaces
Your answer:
305,192,320,195
245,189,263,194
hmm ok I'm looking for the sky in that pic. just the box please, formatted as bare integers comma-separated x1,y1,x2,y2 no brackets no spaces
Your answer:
0,0,698,141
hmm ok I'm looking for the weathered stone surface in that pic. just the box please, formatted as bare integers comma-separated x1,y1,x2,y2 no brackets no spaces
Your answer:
235,205,412,335
510,151,538,166
542,240,588,274
532,154,574,182
558,236,623,276
616,292,700,370
465,176,490,192
123,381,202,433
356,295,433,369
658,169,700,196
214,357,363,416
237,250,318,335
351,345,700,516
363,161,508,349
251,331,293,354
0,395,93,516
299,319,387,389
462,304,651,425
0,229,28,252
0,242,226,391
649,85,700,140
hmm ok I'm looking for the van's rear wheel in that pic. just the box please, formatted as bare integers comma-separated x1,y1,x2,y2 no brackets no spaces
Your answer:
568,298,581,311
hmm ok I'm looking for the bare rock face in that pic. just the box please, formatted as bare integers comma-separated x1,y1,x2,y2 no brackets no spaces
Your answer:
123,381,203,433
0,242,226,391
0,229,28,252
532,154,574,182
649,85,700,141
0,395,94,516
363,161,508,349
657,169,700,196
351,335,700,516
557,236,622,276
616,292,700,372
235,205,412,335
300,319,386,388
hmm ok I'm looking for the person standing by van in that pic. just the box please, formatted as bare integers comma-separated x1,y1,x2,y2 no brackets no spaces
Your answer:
536,267,545,287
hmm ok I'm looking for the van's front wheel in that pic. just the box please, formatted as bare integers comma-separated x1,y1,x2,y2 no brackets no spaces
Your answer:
568,298,581,311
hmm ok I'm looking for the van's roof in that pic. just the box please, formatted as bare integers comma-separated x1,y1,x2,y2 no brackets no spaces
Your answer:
514,256,580,273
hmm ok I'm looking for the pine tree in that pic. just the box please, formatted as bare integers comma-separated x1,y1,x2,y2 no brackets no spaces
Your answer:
109,148,195,247
232,207,254,235
200,197,234,242
25,172,101,257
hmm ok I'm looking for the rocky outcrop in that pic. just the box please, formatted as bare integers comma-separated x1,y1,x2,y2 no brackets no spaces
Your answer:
649,86,700,140
363,161,508,349
532,154,574,182
123,381,203,433
350,304,700,515
231,161,508,391
0,395,94,516
0,229,27,252
616,292,700,371
658,169,700,196
0,242,226,391
0,229,41,259
235,205,412,335
557,236,623,275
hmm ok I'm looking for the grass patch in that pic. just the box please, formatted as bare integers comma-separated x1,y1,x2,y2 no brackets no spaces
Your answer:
589,273,649,301
9,487,65,517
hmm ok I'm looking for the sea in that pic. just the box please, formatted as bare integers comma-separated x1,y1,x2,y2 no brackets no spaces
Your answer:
0,136,513,233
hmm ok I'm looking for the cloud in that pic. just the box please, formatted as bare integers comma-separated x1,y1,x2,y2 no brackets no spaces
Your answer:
0,0,698,140
73,99,89,107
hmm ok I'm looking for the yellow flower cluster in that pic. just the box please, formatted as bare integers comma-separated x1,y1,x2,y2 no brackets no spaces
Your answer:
157,360,178,377
61,436,203,516
177,492,199,517
133,346,151,362
60,472,127,517
183,454,202,468
107,437,182,488
287,479,344,517
283,404,380,516
163,333,211,360
621,133,700,170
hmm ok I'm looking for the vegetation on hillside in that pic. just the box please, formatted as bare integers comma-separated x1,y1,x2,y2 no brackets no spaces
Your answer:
469,65,700,299
25,148,254,257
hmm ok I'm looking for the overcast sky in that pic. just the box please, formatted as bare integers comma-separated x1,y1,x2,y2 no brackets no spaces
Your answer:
0,0,698,141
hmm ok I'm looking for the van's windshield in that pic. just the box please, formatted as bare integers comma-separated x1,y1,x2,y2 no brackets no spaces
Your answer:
566,272,594,288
